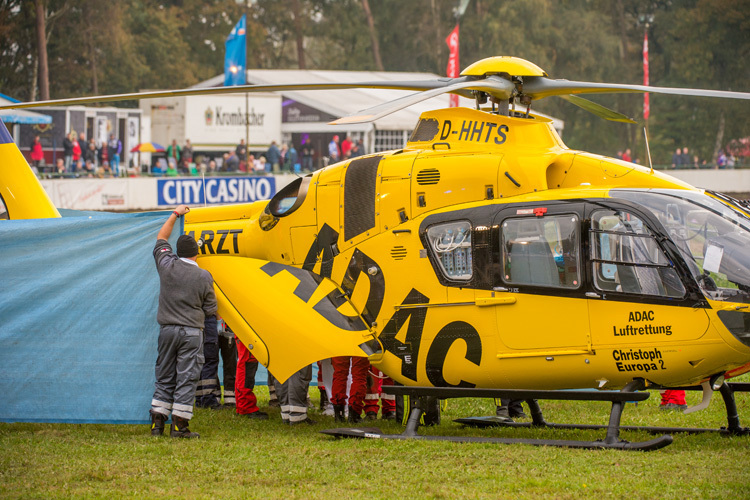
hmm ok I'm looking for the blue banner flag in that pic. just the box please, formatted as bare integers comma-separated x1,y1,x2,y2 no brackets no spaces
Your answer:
224,14,247,86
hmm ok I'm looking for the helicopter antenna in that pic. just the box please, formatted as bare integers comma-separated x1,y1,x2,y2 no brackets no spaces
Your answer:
643,126,654,174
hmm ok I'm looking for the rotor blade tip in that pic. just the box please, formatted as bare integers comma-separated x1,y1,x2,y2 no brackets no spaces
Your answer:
329,115,375,125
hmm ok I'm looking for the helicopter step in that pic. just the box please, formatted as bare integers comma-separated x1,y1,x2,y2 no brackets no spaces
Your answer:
320,382,674,451
457,382,750,438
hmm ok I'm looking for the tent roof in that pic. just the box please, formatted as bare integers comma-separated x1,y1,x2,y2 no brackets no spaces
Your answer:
196,69,563,132
0,94,52,125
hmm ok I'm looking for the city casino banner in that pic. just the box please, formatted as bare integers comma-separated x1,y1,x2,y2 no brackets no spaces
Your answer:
157,176,275,206
40,174,292,211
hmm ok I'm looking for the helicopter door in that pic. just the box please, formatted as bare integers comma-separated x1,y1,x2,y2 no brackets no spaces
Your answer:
490,205,590,355
586,206,710,354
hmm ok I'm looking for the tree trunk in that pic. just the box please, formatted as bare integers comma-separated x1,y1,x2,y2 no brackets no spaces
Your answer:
35,0,50,101
361,0,383,71
30,60,38,102
290,0,306,69
87,31,98,95
712,112,725,162
432,0,441,74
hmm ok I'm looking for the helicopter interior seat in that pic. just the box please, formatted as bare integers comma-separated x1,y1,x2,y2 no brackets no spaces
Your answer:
507,221,561,287
614,236,666,296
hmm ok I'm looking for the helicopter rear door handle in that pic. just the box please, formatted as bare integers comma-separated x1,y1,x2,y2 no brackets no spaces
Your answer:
476,296,516,307
585,292,601,299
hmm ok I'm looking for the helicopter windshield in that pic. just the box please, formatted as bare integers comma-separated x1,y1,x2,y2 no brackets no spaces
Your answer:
611,189,750,303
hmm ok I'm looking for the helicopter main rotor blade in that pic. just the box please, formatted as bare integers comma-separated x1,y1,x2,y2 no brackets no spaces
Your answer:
0,80,458,111
559,94,637,124
330,76,515,125
523,77,750,101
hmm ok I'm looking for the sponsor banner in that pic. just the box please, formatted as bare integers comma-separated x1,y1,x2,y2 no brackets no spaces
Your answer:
40,175,293,211
49,178,128,210
185,94,281,146
126,116,139,166
156,176,276,206
96,116,109,146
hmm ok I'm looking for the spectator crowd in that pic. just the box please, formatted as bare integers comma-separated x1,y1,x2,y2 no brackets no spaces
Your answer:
150,134,368,178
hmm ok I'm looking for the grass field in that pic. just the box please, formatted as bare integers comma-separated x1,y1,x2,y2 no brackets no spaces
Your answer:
1,382,749,499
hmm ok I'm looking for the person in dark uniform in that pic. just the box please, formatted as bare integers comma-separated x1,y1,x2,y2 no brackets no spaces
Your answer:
496,399,528,421
150,205,217,438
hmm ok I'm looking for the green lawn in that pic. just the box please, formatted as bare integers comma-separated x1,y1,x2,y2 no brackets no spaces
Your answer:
1,383,748,499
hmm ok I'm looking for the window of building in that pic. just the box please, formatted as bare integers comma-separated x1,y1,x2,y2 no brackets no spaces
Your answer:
426,221,472,280
374,130,409,152
590,209,685,298
501,215,580,288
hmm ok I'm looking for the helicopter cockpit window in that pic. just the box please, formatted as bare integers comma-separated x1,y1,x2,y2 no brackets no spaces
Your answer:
610,189,750,304
590,209,685,298
501,215,580,288
266,175,311,217
426,221,473,280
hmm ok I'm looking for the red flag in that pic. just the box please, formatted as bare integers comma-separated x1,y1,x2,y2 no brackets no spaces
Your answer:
643,31,650,120
446,25,460,107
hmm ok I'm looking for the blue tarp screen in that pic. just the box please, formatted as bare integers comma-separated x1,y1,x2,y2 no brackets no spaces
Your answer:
0,211,269,424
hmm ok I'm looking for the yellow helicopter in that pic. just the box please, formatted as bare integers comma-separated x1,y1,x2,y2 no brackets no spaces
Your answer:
3,56,750,450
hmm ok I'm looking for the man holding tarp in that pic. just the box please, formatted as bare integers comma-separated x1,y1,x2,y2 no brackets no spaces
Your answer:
150,205,217,438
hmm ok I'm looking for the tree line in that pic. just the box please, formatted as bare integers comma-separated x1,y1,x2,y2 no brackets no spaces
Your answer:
1,0,748,164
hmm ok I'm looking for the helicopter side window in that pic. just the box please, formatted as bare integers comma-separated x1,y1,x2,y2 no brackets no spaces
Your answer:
0,193,7,220
501,215,580,289
426,221,473,280
590,209,685,298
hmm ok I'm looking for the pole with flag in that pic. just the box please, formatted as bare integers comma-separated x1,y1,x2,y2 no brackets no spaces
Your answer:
225,11,249,170
224,14,247,86
445,25,460,108
643,30,650,122
445,0,470,108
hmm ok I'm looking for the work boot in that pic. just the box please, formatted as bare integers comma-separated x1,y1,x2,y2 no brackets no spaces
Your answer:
319,388,329,411
509,408,528,419
348,407,362,424
241,410,269,420
365,411,378,421
333,404,346,422
508,401,527,419
381,410,396,420
289,416,317,426
170,416,199,438
495,405,513,422
150,413,166,436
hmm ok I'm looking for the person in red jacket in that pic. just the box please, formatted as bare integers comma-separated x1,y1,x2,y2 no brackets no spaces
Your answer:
71,134,82,173
363,365,396,420
331,356,369,423
660,390,687,410
235,330,268,419
29,136,44,171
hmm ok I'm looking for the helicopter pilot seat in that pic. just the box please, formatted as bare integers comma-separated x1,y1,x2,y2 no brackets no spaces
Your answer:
506,221,560,287
612,235,665,296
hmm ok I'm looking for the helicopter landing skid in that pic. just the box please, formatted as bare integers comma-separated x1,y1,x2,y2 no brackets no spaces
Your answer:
320,382,674,451
319,426,671,451
457,382,750,437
